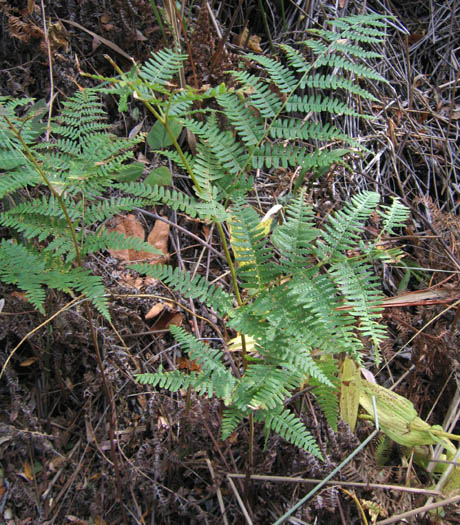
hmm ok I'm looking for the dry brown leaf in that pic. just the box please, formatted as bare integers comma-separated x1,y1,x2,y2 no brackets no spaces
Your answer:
178,357,202,372
145,302,165,320
168,312,184,327
19,357,38,367
23,461,34,481
233,27,249,47
248,35,262,53
100,11,111,24
107,214,145,262
145,218,170,264
152,311,183,331
10,290,28,302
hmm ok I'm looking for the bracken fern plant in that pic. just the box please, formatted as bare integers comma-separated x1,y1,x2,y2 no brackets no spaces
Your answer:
0,14,408,459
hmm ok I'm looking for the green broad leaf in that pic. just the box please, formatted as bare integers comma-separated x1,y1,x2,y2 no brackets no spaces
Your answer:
114,162,145,182
147,118,182,149
145,166,172,187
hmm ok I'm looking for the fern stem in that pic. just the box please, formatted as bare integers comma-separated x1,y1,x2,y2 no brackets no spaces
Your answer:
216,222,243,307
215,221,249,371
145,101,202,191
103,55,202,193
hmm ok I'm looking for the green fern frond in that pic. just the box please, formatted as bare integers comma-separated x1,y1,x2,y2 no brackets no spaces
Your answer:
271,192,319,271
221,407,246,440
286,94,369,119
64,266,109,318
330,259,386,349
238,364,303,410
302,74,379,101
278,43,312,73
192,141,227,202
137,366,194,391
230,201,280,290
168,325,236,402
318,191,381,259
230,71,282,118
216,92,265,146
139,49,188,86
0,241,48,313
129,263,234,316
378,197,410,235
169,326,226,375
115,182,229,221
309,53,386,83
269,118,353,144
0,209,67,242
183,119,248,175
310,356,339,431
154,148,195,172
257,406,323,458
246,53,298,93
51,90,108,143
80,229,163,259
83,197,149,223
329,41,383,60
289,272,360,354
0,240,109,317
328,14,389,43
252,143,349,170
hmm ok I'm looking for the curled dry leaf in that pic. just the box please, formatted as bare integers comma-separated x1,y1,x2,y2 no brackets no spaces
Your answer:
145,302,165,320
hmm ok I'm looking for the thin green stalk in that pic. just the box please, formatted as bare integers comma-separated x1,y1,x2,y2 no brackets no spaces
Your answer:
149,0,168,45
257,0,275,53
104,55,202,193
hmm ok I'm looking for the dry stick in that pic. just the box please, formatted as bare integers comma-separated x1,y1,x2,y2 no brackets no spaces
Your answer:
39,0,54,139
209,0,245,73
441,64,460,195
227,475,253,525
206,458,229,525
375,495,460,525
226,473,442,496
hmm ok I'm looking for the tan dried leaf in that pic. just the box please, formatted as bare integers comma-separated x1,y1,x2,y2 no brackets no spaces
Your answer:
145,302,165,320
145,218,170,264
107,214,145,262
